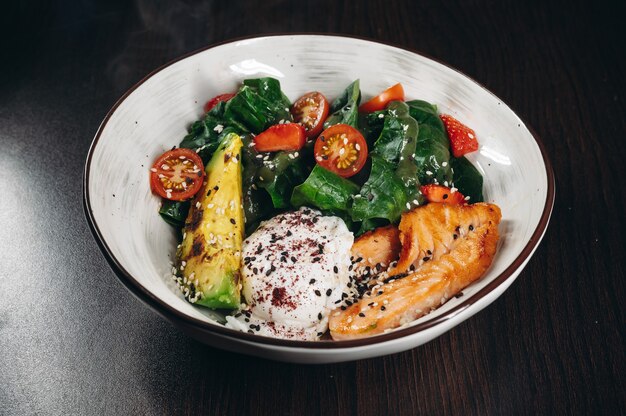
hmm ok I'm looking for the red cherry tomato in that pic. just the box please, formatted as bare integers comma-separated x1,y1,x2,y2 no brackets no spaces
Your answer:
439,114,479,157
359,83,405,113
420,184,466,205
254,123,306,152
314,124,368,178
290,92,330,139
150,148,205,201
204,93,236,113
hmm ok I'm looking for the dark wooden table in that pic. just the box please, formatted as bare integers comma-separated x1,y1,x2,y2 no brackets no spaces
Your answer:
1,1,624,414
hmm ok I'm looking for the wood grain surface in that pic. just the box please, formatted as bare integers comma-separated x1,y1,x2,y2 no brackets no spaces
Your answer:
0,0,624,415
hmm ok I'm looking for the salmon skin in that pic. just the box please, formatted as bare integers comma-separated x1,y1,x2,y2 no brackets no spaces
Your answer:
330,203,501,340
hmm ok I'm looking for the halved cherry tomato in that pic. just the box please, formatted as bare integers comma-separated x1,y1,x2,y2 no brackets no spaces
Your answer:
314,124,368,178
204,93,236,113
150,148,205,201
254,123,306,152
290,92,329,139
439,114,479,157
359,83,405,113
420,184,466,205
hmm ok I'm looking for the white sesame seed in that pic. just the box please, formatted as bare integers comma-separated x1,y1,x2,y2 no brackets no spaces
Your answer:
426,170,433,175
442,161,448,167
406,202,411,209
213,124,224,133
150,168,157,172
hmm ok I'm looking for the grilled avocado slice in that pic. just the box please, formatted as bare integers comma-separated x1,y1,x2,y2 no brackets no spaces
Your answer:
177,133,244,309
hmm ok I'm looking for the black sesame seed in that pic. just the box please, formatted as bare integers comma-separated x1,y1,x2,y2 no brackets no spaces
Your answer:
368,302,374,306
340,306,347,310
230,218,236,224
247,330,254,334
358,312,365,317
356,257,363,263
423,257,430,262
252,268,258,274
265,269,272,276
213,186,219,191
381,306,386,311
326,289,332,296
318,313,323,320
453,234,458,240
291,256,297,263
245,318,250,323
312,217,318,223
314,290,321,296
469,225,474,231
309,279,316,284
333,266,338,273
427,250,432,255
249,324,256,329
443,193,448,199
348,265,353,271
378,291,383,295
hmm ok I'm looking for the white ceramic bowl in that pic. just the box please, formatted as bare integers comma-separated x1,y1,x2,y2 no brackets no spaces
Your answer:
84,35,554,363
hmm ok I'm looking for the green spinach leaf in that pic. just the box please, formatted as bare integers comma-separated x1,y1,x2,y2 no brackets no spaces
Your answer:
159,200,190,228
324,80,361,129
256,151,310,209
224,82,291,134
351,155,412,224
450,156,484,202
291,165,360,212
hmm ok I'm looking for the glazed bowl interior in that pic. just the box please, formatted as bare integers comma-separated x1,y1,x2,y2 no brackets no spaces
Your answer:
86,35,551,346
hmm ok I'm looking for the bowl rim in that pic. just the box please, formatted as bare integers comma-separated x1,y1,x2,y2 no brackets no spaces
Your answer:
83,33,555,349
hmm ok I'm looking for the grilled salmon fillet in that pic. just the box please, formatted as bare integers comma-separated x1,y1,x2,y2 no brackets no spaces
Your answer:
351,225,401,278
389,202,501,275
330,203,501,340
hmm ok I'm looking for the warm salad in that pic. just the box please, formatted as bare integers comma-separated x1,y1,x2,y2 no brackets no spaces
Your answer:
149,78,501,340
